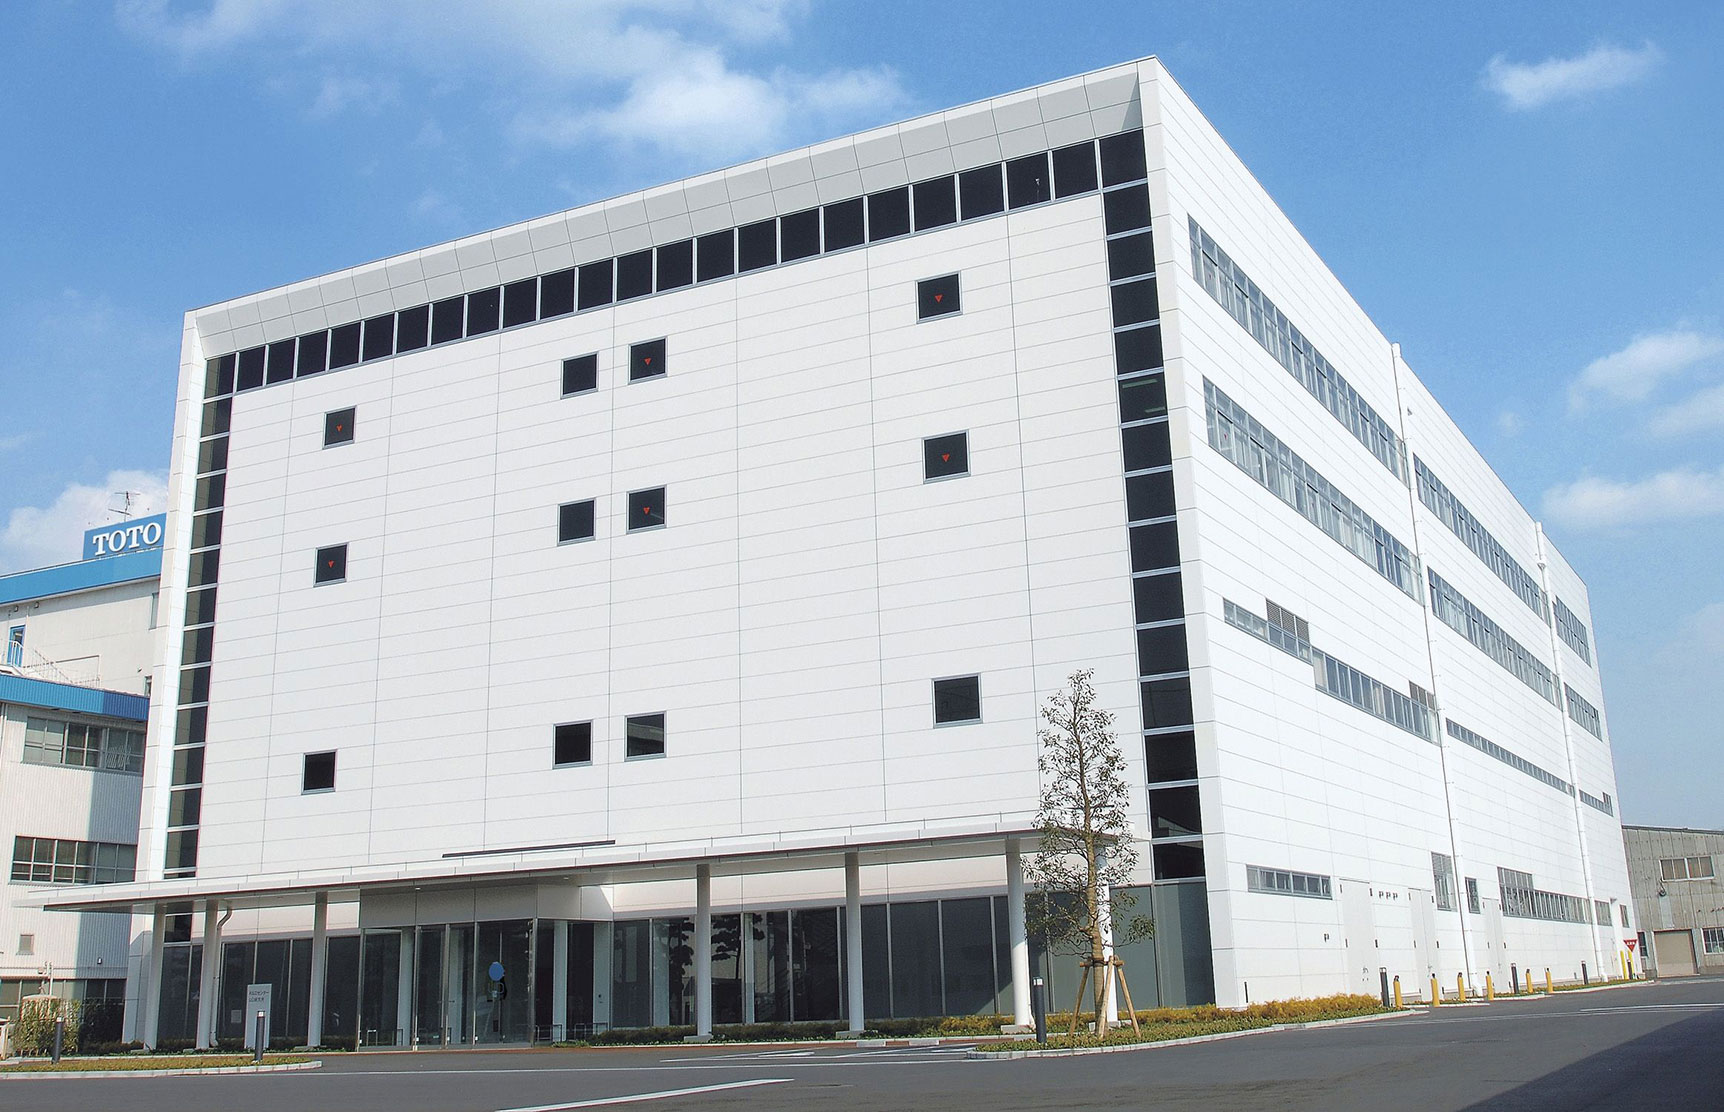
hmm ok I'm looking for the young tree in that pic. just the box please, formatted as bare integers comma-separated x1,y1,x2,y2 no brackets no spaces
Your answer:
1024,669,1151,1032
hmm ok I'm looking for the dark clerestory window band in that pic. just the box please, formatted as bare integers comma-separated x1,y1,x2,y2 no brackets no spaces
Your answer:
199,131,1142,402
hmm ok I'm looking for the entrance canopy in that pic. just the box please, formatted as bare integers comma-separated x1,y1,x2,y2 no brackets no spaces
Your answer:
30,817,1039,915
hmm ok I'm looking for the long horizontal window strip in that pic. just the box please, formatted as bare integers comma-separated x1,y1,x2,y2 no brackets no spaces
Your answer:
1578,788,1615,816
1554,597,1593,664
1498,867,1590,925
22,716,145,774
1427,568,1556,704
1204,378,1422,600
1445,718,1572,797
1413,458,1547,619
202,132,1132,401
1246,864,1332,900
1188,218,1406,481
1224,597,1432,741
10,836,137,886
1564,684,1603,740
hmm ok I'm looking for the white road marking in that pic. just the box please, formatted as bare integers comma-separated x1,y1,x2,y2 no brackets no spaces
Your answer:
495,1077,792,1111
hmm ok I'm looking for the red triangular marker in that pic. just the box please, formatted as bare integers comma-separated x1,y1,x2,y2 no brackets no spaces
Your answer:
941,454,950,462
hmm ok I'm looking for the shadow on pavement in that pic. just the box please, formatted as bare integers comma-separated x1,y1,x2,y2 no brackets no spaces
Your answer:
1462,1007,1724,1111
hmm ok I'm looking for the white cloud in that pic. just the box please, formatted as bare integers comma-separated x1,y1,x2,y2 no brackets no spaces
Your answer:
117,0,905,162
309,74,399,119
0,470,169,574
1483,42,1662,111
1495,410,1524,438
1542,464,1724,531
1648,381,1724,437
1568,329,1724,411
0,432,32,453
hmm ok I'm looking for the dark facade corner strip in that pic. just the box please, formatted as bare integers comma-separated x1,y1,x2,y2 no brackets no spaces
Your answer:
1413,458,1548,619
1426,568,1556,703
199,131,1144,397
1203,378,1422,600
1188,218,1407,482
1554,597,1592,664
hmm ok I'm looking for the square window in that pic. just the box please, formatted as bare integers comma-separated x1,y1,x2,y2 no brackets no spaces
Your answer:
1099,130,1148,186
196,437,228,474
563,353,598,396
558,499,595,544
625,713,665,759
1145,730,1198,783
1118,373,1168,421
578,260,614,310
912,176,958,230
431,296,464,344
1130,521,1180,571
1122,421,1172,472
1107,232,1155,279
205,353,236,397
193,473,225,512
1148,785,1202,838
503,278,538,327
237,345,266,390
630,338,666,382
362,313,396,360
1141,676,1194,728
1115,325,1163,372
314,544,348,585
959,164,1005,220
657,240,695,290
1137,623,1189,676
1126,471,1175,521
201,397,232,438
299,329,331,375
697,229,735,281
541,268,577,317
923,432,969,481
616,251,653,301
1104,184,1152,233
917,273,961,320
189,509,222,549
1051,141,1099,197
466,287,501,335
780,208,820,261
1112,277,1159,328
933,675,982,725
628,487,666,531
1005,153,1051,208
739,218,778,271
1133,571,1184,623
266,339,296,384
823,197,865,251
868,187,911,241
396,304,431,351
554,722,593,767
302,750,337,793
324,406,356,448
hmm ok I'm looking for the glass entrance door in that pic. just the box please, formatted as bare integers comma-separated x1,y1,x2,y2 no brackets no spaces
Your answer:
412,926,446,1047
474,919,533,1043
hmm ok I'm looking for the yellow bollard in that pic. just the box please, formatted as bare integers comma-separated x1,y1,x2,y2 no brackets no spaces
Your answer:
1545,969,1553,994
1458,973,1467,1002
1486,972,1494,1001
1393,976,1402,1009
1431,974,1440,1006
1621,952,1630,981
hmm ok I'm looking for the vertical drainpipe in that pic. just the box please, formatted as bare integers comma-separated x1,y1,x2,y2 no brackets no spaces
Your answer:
1386,342,1478,992
1534,524,1607,975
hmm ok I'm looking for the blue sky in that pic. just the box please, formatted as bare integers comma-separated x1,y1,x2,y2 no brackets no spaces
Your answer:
1,2,1719,826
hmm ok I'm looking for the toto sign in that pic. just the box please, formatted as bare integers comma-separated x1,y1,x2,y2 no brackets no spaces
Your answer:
83,513,167,560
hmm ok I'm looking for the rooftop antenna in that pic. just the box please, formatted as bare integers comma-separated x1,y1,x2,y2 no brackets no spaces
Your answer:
109,491,141,521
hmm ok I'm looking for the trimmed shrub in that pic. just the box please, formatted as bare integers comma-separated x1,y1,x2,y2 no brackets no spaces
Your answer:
14,997,82,1057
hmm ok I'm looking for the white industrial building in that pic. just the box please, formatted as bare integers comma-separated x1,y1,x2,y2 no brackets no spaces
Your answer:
38,58,1634,1049
2,517,161,1036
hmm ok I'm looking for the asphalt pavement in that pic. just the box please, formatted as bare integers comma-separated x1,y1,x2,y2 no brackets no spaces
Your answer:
6,975,1721,1111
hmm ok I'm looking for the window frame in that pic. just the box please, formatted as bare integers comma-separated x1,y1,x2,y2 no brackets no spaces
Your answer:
562,353,599,397
629,338,667,383
916,273,962,322
922,431,970,482
624,712,666,761
931,674,983,727
627,486,667,533
558,499,597,545
313,544,348,586
323,406,356,448
302,750,338,794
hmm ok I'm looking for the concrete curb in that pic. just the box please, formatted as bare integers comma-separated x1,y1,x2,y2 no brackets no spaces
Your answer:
967,1010,1409,1059
0,1060,321,1081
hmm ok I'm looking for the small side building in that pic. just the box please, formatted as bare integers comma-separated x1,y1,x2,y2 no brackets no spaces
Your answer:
1624,824,1724,977
0,516,161,1039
